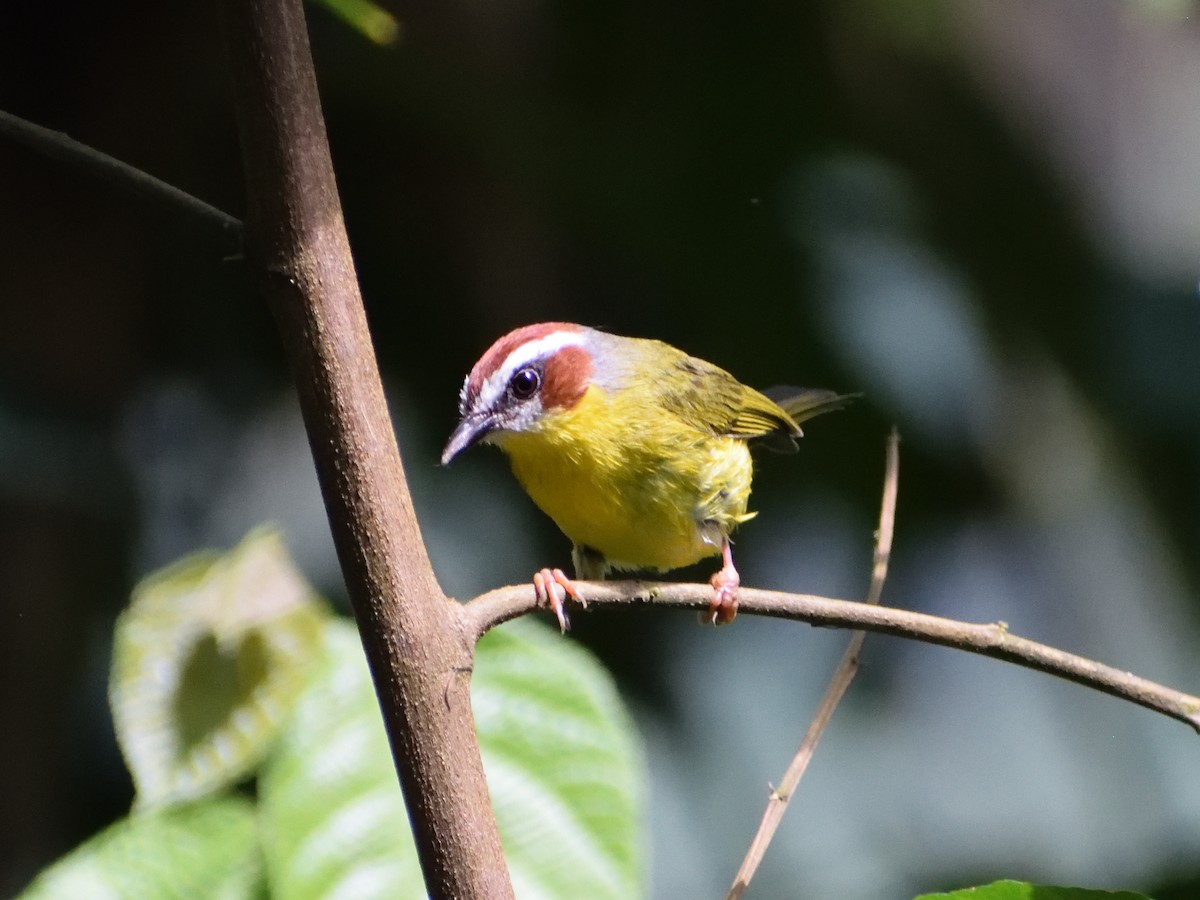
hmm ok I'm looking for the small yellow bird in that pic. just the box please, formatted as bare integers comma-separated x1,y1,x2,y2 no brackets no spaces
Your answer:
441,322,854,629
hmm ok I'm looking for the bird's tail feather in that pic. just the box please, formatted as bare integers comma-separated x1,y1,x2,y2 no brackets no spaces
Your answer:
764,387,861,426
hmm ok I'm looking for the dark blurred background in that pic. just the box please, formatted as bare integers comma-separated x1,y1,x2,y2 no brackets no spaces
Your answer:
2,1,1198,897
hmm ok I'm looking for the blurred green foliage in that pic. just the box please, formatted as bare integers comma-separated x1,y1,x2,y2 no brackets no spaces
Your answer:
23,532,644,898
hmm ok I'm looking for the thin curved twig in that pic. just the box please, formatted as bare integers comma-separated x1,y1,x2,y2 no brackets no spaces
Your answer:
728,428,901,898
464,581,1200,735
0,108,243,245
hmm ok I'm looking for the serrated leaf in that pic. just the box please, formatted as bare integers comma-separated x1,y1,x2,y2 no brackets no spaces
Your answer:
18,797,262,900
915,879,1152,900
110,529,327,811
259,617,645,899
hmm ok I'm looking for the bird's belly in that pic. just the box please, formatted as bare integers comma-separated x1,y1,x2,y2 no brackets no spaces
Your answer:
502,430,754,573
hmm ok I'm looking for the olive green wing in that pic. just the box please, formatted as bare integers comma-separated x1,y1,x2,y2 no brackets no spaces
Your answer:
657,352,858,452
657,354,802,448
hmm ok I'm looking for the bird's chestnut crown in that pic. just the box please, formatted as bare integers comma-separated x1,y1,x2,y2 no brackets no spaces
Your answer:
441,323,595,464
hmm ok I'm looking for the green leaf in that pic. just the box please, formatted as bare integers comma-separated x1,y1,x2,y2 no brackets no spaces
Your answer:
474,618,644,900
915,879,1152,900
259,617,645,899
311,0,402,45
18,797,262,899
259,620,424,899
110,528,327,811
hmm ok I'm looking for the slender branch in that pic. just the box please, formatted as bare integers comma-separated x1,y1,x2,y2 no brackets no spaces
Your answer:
728,429,900,899
213,1,512,897
465,582,1200,735
864,429,900,607
0,108,243,246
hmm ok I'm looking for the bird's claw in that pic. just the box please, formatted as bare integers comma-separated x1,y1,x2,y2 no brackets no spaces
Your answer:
704,570,740,625
533,568,585,632
702,539,740,625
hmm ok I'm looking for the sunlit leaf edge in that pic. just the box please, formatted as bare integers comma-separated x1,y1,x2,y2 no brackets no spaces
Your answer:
110,528,328,812
915,878,1153,900
17,796,262,900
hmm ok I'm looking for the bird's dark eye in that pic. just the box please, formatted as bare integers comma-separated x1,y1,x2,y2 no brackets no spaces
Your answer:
509,365,542,400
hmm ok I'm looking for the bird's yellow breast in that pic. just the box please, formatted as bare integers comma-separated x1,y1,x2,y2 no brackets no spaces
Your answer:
495,385,755,572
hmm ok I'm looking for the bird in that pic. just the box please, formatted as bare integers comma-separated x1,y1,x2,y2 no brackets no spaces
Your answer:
441,322,855,630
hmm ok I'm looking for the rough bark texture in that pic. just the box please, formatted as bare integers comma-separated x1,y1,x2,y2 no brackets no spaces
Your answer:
214,1,514,895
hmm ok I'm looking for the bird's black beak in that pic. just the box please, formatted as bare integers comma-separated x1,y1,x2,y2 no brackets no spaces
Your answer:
441,412,493,465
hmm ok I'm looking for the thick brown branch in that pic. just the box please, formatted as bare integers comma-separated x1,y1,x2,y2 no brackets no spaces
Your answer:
465,583,1200,735
214,1,511,897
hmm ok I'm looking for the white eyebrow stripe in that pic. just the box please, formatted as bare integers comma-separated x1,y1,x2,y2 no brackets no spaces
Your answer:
476,330,587,412
457,374,471,413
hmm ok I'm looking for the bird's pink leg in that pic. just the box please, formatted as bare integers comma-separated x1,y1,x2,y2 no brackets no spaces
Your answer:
705,538,740,625
533,568,582,632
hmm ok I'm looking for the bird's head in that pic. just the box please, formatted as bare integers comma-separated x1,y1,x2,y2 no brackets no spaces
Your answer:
441,322,597,465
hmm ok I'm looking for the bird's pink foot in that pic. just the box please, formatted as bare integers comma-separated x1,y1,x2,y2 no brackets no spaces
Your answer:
533,568,585,632
703,539,740,625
